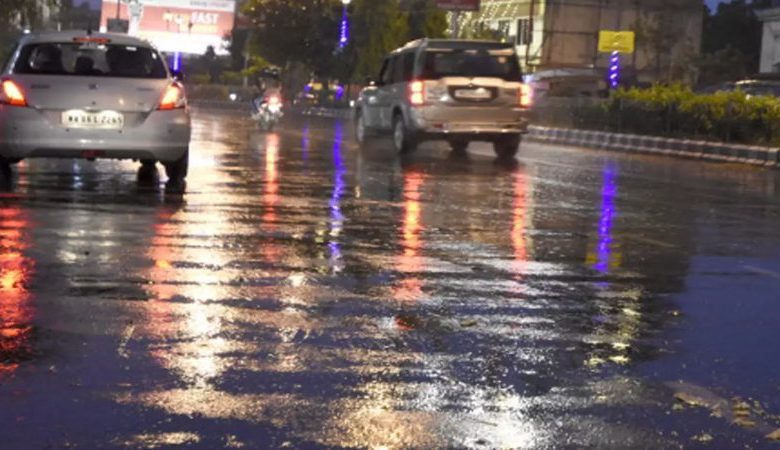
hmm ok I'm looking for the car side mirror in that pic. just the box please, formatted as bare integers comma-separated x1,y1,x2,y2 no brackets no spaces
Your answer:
171,69,185,82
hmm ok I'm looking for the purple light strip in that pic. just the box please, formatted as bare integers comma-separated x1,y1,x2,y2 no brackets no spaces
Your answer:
594,164,617,273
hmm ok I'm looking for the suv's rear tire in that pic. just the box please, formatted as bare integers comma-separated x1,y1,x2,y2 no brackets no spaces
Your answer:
163,149,189,181
494,135,521,159
355,110,371,145
449,139,469,154
0,157,12,178
393,114,417,154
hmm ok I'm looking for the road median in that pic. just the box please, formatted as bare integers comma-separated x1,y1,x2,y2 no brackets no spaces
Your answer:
527,126,780,169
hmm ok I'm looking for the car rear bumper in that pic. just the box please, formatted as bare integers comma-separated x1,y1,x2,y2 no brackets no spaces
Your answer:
0,105,191,162
408,107,530,137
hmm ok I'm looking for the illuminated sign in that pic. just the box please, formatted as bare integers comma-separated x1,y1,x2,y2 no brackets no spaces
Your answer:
598,30,635,54
100,0,236,55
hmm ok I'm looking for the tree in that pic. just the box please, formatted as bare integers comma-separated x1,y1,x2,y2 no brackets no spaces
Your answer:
694,0,780,84
404,0,447,40
348,0,410,81
695,46,752,86
243,0,340,76
57,0,101,31
242,0,447,87
1,0,38,64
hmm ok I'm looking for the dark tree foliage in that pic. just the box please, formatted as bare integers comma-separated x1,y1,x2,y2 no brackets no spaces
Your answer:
242,0,340,76
241,0,447,82
701,0,772,76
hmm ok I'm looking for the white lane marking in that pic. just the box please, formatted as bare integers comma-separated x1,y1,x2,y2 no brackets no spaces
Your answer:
118,324,136,359
744,265,780,281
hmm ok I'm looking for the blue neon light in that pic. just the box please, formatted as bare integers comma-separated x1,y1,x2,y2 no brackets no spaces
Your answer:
338,5,349,49
609,51,619,89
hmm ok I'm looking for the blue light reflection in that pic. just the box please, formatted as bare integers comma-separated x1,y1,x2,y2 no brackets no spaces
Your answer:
594,164,618,273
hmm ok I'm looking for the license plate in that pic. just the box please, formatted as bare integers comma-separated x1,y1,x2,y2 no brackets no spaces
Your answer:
454,88,492,100
61,110,124,130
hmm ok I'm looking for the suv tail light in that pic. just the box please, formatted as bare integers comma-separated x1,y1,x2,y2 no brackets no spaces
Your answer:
409,81,426,106
0,79,28,107
518,84,532,108
158,83,186,110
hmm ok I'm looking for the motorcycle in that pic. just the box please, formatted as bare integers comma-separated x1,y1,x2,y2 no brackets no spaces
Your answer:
251,94,283,132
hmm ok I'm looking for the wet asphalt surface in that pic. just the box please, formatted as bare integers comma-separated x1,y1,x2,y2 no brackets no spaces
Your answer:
0,108,779,449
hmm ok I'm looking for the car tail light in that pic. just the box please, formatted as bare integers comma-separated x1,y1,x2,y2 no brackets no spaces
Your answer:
0,79,28,107
409,81,426,106
518,83,532,108
158,83,186,110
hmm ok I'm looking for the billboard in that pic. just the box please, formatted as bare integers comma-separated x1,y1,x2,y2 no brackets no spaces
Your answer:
100,0,236,55
436,0,480,11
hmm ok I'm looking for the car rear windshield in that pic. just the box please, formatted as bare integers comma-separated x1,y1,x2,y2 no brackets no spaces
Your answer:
422,48,522,81
13,42,167,78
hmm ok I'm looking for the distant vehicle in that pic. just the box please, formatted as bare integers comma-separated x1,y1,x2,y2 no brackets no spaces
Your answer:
699,75,780,97
526,68,608,99
251,93,283,132
0,31,190,180
354,39,531,158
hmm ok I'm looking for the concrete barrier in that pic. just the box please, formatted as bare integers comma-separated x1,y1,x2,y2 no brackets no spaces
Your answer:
527,125,779,170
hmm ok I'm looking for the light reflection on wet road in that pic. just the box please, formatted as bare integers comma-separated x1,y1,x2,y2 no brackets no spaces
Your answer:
0,109,779,449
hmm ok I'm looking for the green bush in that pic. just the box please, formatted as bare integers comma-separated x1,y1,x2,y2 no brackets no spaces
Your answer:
605,84,780,145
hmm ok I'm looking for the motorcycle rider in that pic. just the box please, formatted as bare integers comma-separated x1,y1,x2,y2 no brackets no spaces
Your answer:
251,68,284,130
252,68,282,114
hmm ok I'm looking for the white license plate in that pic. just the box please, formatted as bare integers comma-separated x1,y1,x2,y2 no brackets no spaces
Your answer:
454,88,492,100
61,110,124,130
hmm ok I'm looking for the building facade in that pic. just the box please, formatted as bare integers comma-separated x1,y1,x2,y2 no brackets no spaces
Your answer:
757,4,780,73
451,0,702,84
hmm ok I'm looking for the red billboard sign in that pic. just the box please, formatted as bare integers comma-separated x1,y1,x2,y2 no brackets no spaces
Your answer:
100,0,235,55
436,0,481,11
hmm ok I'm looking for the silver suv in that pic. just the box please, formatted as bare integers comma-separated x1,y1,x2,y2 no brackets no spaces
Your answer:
355,39,531,158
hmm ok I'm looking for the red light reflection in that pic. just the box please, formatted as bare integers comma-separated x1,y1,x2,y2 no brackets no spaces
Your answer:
0,205,34,377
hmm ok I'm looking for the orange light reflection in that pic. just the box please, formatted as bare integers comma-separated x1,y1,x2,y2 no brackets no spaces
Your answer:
393,171,425,303
262,133,282,262
512,172,528,264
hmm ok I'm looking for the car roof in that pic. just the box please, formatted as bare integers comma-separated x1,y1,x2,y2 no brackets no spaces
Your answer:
16,30,156,48
392,38,516,54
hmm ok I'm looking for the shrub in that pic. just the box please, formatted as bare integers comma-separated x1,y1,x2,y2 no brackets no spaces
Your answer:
599,85,780,145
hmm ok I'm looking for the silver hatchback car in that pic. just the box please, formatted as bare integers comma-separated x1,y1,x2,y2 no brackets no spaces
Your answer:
0,31,190,179
355,39,531,158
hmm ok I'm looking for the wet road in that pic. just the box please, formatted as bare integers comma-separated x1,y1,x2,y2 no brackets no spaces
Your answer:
0,109,779,449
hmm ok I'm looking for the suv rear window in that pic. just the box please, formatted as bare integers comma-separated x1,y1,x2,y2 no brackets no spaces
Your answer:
13,43,167,79
422,48,522,81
